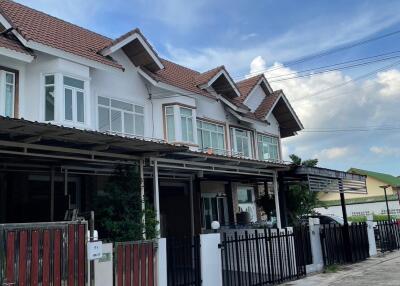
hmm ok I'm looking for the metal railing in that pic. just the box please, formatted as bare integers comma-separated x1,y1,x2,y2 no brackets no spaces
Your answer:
220,228,307,286
320,222,369,266
375,220,400,253
167,236,201,286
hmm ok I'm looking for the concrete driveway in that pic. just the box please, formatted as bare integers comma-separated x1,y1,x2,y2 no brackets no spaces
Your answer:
283,251,400,286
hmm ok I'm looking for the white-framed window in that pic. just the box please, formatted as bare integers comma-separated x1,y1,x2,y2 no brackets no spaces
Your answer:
197,120,225,154
201,193,229,229
257,134,280,160
180,107,194,142
165,106,175,141
164,105,196,144
230,127,253,158
63,76,85,124
0,70,16,117
44,74,55,121
98,96,144,137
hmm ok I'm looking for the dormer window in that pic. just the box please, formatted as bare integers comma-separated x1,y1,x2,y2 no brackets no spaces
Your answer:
164,104,196,144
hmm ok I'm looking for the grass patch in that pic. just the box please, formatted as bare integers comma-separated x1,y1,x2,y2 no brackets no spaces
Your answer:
324,264,339,273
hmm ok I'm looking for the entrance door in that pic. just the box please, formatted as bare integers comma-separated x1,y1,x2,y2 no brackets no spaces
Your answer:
159,182,192,238
237,185,257,223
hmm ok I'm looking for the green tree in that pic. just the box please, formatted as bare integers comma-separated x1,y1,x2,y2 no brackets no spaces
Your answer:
256,154,322,225
94,165,158,241
286,154,321,225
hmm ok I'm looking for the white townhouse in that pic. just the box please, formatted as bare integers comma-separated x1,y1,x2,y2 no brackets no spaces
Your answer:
0,0,303,237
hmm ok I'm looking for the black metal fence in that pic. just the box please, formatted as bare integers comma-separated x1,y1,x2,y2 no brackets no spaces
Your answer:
320,222,369,266
375,220,400,252
167,236,202,286
220,228,307,286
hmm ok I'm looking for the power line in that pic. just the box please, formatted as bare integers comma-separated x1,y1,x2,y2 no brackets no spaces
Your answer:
242,28,400,79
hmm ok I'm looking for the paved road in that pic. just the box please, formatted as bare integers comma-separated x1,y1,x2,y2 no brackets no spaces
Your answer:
283,251,400,286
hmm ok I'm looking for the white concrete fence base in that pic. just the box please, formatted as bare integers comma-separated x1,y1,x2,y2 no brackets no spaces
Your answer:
200,233,223,286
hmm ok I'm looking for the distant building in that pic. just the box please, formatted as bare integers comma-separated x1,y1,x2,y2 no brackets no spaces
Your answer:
316,168,400,218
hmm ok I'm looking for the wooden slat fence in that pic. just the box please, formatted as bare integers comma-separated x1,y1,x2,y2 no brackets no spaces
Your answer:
114,240,156,286
0,221,87,286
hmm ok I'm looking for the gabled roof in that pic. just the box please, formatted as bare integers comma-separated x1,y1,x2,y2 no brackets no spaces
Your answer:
0,33,32,56
143,59,216,99
0,0,122,69
99,28,163,72
348,168,400,187
194,66,224,86
255,90,303,138
237,74,264,101
237,74,273,103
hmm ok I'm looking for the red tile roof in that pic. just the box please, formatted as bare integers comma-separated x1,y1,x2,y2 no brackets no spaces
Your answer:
254,91,281,119
144,59,216,99
0,33,32,55
0,0,122,69
236,74,264,102
194,66,224,86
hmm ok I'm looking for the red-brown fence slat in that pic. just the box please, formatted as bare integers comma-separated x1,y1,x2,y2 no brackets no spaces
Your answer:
141,244,147,286
18,231,28,286
117,245,124,286
68,225,75,286
78,225,85,286
43,230,50,286
125,245,131,286
31,230,39,286
53,230,62,286
133,244,140,286
6,232,15,285
148,243,154,286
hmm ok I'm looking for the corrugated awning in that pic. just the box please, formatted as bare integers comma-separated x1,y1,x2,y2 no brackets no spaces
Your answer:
283,166,367,194
0,116,187,164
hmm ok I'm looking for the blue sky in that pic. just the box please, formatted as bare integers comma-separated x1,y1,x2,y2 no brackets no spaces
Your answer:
16,0,400,175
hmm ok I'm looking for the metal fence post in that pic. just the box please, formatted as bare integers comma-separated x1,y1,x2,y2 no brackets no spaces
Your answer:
366,215,377,256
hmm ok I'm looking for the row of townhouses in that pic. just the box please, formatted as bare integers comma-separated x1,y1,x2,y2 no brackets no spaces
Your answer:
0,0,305,238
0,2,372,286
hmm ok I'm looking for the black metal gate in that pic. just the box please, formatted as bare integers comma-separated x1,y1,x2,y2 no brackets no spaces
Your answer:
375,220,400,252
220,228,307,286
167,236,201,286
320,222,369,266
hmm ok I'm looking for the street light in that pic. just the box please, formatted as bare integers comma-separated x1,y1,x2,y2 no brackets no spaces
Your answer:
380,185,392,221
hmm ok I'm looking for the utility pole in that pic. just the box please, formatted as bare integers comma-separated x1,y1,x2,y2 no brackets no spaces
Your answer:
380,185,391,221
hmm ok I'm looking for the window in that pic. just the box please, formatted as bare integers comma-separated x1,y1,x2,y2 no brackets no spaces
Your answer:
4,72,15,117
230,127,253,158
164,105,196,143
98,96,144,137
197,120,225,154
201,194,229,229
257,134,279,160
180,107,194,142
44,75,55,121
165,106,175,141
63,76,85,124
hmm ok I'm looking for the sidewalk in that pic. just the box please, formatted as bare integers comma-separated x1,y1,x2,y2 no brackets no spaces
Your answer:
283,251,400,286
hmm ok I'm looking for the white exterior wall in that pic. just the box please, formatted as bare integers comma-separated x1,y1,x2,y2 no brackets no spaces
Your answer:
0,48,285,155
244,85,265,112
315,200,400,218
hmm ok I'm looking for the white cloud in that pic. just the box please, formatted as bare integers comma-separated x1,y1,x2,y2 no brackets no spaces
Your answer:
370,146,400,157
376,69,400,97
313,147,351,160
